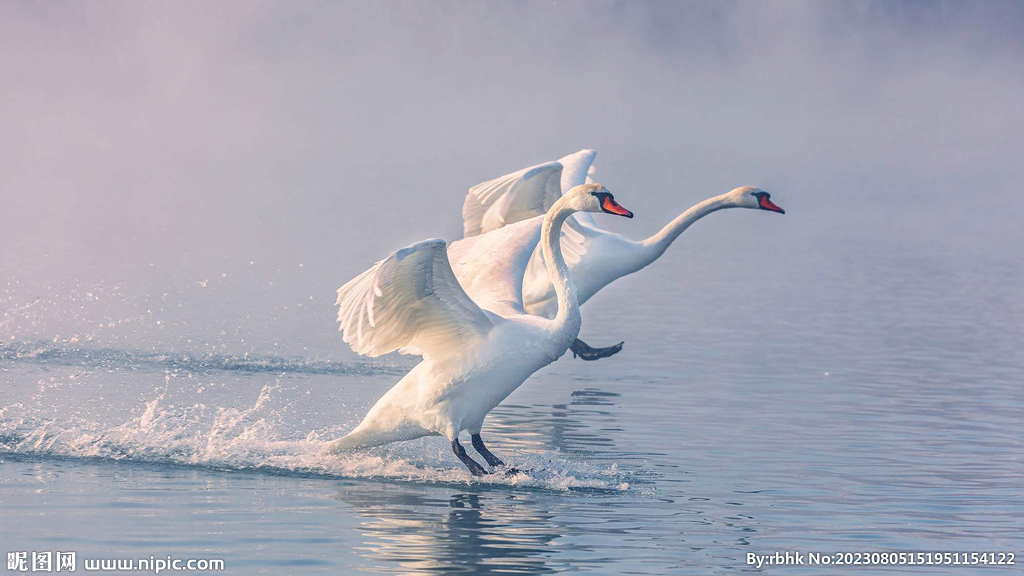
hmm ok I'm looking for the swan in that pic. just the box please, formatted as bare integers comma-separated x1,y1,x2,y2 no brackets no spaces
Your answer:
327,183,634,474
461,149,785,360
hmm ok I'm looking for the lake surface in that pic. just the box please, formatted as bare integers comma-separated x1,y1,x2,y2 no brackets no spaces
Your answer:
2,227,1022,574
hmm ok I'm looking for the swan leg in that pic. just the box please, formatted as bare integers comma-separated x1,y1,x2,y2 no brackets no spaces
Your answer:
471,434,524,475
470,433,505,467
570,338,624,361
452,438,488,476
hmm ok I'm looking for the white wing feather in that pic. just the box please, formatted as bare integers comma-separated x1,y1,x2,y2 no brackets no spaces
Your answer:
336,239,493,360
448,216,544,317
462,161,562,237
558,149,597,191
557,149,601,229
458,150,610,315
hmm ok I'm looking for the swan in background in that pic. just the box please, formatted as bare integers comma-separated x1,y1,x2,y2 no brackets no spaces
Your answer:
462,149,785,360
328,184,634,475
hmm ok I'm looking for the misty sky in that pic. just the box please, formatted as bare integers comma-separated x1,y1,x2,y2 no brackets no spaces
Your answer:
2,1,1022,356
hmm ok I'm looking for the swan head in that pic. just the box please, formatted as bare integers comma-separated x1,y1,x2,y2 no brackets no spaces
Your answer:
564,183,634,218
730,186,785,214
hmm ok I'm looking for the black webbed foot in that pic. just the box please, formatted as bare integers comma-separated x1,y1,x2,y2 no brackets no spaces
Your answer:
569,338,624,361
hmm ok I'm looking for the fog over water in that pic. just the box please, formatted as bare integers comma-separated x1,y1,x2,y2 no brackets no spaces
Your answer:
2,0,1022,357
3,4,1023,573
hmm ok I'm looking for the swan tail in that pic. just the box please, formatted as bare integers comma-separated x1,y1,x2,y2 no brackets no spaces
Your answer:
327,421,433,454
327,428,390,453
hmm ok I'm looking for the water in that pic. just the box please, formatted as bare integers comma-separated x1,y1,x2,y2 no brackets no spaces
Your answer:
2,225,1023,574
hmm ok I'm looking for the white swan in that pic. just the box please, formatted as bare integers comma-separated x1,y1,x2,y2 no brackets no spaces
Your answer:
462,149,785,360
328,183,634,474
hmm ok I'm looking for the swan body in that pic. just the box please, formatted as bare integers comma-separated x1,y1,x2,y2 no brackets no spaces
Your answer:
334,313,565,449
329,183,633,473
462,150,784,356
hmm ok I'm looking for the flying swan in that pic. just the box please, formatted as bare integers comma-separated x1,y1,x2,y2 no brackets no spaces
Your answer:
461,149,785,360
328,183,634,474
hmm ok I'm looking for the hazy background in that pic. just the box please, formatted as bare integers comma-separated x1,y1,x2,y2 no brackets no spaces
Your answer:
3,0,1022,358
2,5,1023,570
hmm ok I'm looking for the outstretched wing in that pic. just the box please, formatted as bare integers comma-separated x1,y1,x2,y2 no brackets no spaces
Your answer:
460,150,609,313
558,148,597,192
515,149,610,302
448,216,544,317
336,239,493,360
557,149,601,230
462,161,562,237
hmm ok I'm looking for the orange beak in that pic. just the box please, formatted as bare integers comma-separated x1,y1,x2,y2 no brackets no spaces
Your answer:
601,196,634,218
759,196,785,214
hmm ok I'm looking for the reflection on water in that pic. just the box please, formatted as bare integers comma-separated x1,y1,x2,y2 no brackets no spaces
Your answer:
330,386,761,574
337,486,562,574
492,387,624,457
332,387,630,574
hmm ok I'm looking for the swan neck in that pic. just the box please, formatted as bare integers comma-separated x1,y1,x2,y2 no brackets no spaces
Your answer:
641,193,734,257
541,199,581,337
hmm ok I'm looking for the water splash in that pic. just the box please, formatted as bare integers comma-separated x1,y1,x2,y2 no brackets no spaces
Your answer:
0,385,633,493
